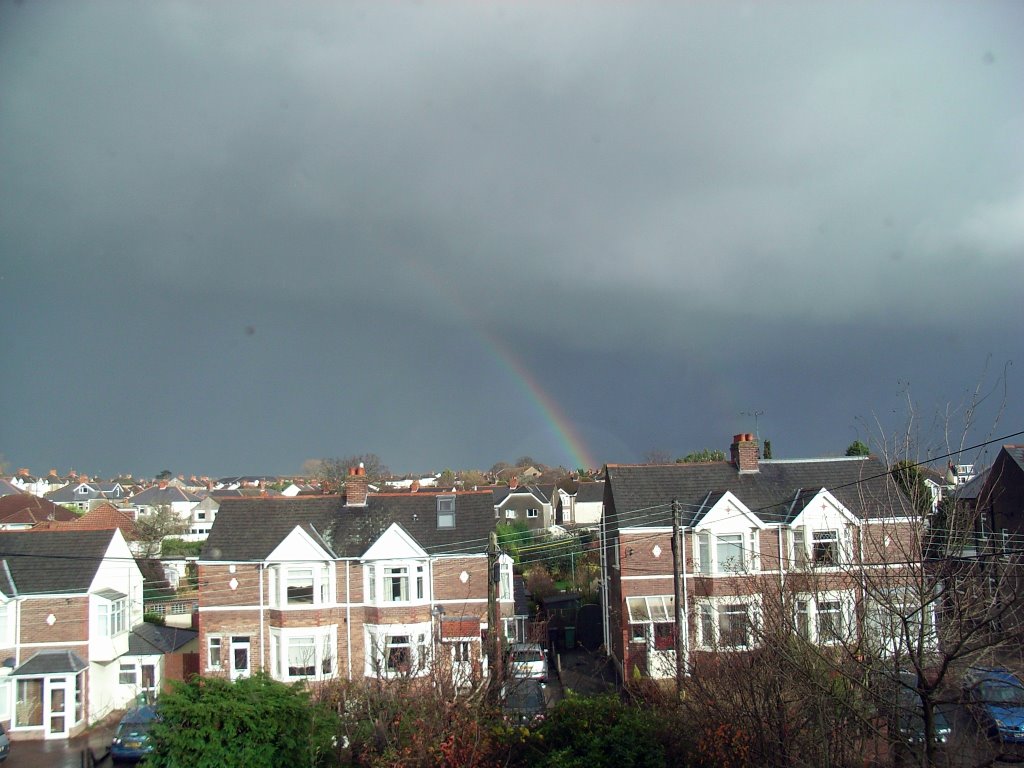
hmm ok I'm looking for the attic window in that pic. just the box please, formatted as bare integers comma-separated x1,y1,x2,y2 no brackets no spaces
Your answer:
437,495,455,529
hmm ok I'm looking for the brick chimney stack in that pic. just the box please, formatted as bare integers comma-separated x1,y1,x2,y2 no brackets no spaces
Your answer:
346,463,368,506
730,433,760,473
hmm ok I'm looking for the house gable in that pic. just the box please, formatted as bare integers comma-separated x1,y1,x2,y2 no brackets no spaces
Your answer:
790,488,859,530
266,525,335,562
362,523,427,561
691,491,764,531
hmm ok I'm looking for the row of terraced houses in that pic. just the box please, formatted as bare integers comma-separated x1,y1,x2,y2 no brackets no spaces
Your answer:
2,436,1022,740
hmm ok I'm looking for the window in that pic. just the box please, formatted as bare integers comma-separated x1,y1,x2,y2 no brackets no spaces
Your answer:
386,635,411,674
817,600,843,643
527,508,539,519
119,664,137,685
505,509,516,519
288,635,316,676
366,623,432,678
698,601,755,649
208,636,222,669
719,603,750,647
269,563,332,607
0,679,9,720
716,534,745,572
795,594,853,646
271,627,336,681
367,565,376,602
437,496,455,528
812,530,839,564
384,566,409,602
98,597,127,638
415,566,425,600
653,622,676,651
287,568,315,604
696,531,750,574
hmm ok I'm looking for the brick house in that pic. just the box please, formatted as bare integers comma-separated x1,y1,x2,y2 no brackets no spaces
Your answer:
0,528,145,739
197,469,513,688
601,434,921,680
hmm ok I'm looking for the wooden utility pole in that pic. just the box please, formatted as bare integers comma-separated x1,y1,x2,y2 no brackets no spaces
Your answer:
671,497,686,697
487,531,501,683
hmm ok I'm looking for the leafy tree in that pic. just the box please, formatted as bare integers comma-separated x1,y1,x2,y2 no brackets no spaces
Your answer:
134,504,188,558
490,461,511,475
147,673,338,768
676,448,726,463
515,456,538,468
497,521,533,562
156,469,173,481
460,469,488,488
891,459,932,516
845,439,871,456
161,538,203,558
437,469,457,489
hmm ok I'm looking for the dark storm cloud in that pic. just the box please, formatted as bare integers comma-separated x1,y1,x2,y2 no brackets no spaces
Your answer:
2,1,1021,476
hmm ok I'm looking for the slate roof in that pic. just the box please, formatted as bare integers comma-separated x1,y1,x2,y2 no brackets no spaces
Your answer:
953,467,990,502
605,456,905,529
575,481,606,504
0,529,117,595
128,623,198,655
130,486,200,506
14,649,88,675
493,485,549,506
1005,445,1024,475
201,490,495,562
0,495,78,525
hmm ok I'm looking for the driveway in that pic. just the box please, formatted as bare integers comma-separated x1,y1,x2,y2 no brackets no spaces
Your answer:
5,715,119,768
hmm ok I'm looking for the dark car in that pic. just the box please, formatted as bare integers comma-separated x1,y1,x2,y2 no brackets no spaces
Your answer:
111,705,158,762
893,673,953,746
502,678,547,725
963,667,1024,743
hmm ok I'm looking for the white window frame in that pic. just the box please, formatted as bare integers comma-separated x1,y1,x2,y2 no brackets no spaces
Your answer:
269,626,337,682
505,509,517,519
208,635,223,670
365,560,430,607
526,508,539,519
267,562,333,608
365,623,432,679
694,531,755,574
793,592,855,646
792,526,849,568
97,597,128,638
119,663,138,686
696,597,758,650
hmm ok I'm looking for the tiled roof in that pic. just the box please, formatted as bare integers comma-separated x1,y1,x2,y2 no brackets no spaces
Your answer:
1005,445,1024,475
605,456,905,529
0,495,78,525
130,486,200,506
201,490,495,562
0,480,22,497
0,529,117,595
128,623,198,655
34,502,139,538
14,650,87,675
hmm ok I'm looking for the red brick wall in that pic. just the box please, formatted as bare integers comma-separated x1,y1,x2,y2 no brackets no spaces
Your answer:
19,596,89,645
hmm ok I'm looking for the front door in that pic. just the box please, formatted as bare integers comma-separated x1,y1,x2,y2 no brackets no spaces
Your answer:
230,636,250,680
45,680,69,739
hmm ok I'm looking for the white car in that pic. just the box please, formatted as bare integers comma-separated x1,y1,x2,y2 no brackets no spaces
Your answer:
507,642,548,682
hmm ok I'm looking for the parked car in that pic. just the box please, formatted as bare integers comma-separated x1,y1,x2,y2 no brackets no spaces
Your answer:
111,705,158,763
507,642,548,682
501,678,547,725
963,667,1024,743
892,673,953,747
0,721,9,762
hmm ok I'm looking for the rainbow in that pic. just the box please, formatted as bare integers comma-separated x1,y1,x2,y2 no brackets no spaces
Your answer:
407,262,598,471
477,328,599,471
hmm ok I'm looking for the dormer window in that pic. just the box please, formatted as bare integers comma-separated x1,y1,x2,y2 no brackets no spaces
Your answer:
437,496,455,529
793,527,843,567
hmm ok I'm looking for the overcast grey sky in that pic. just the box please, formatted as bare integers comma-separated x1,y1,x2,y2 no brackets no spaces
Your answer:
2,1,1021,478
